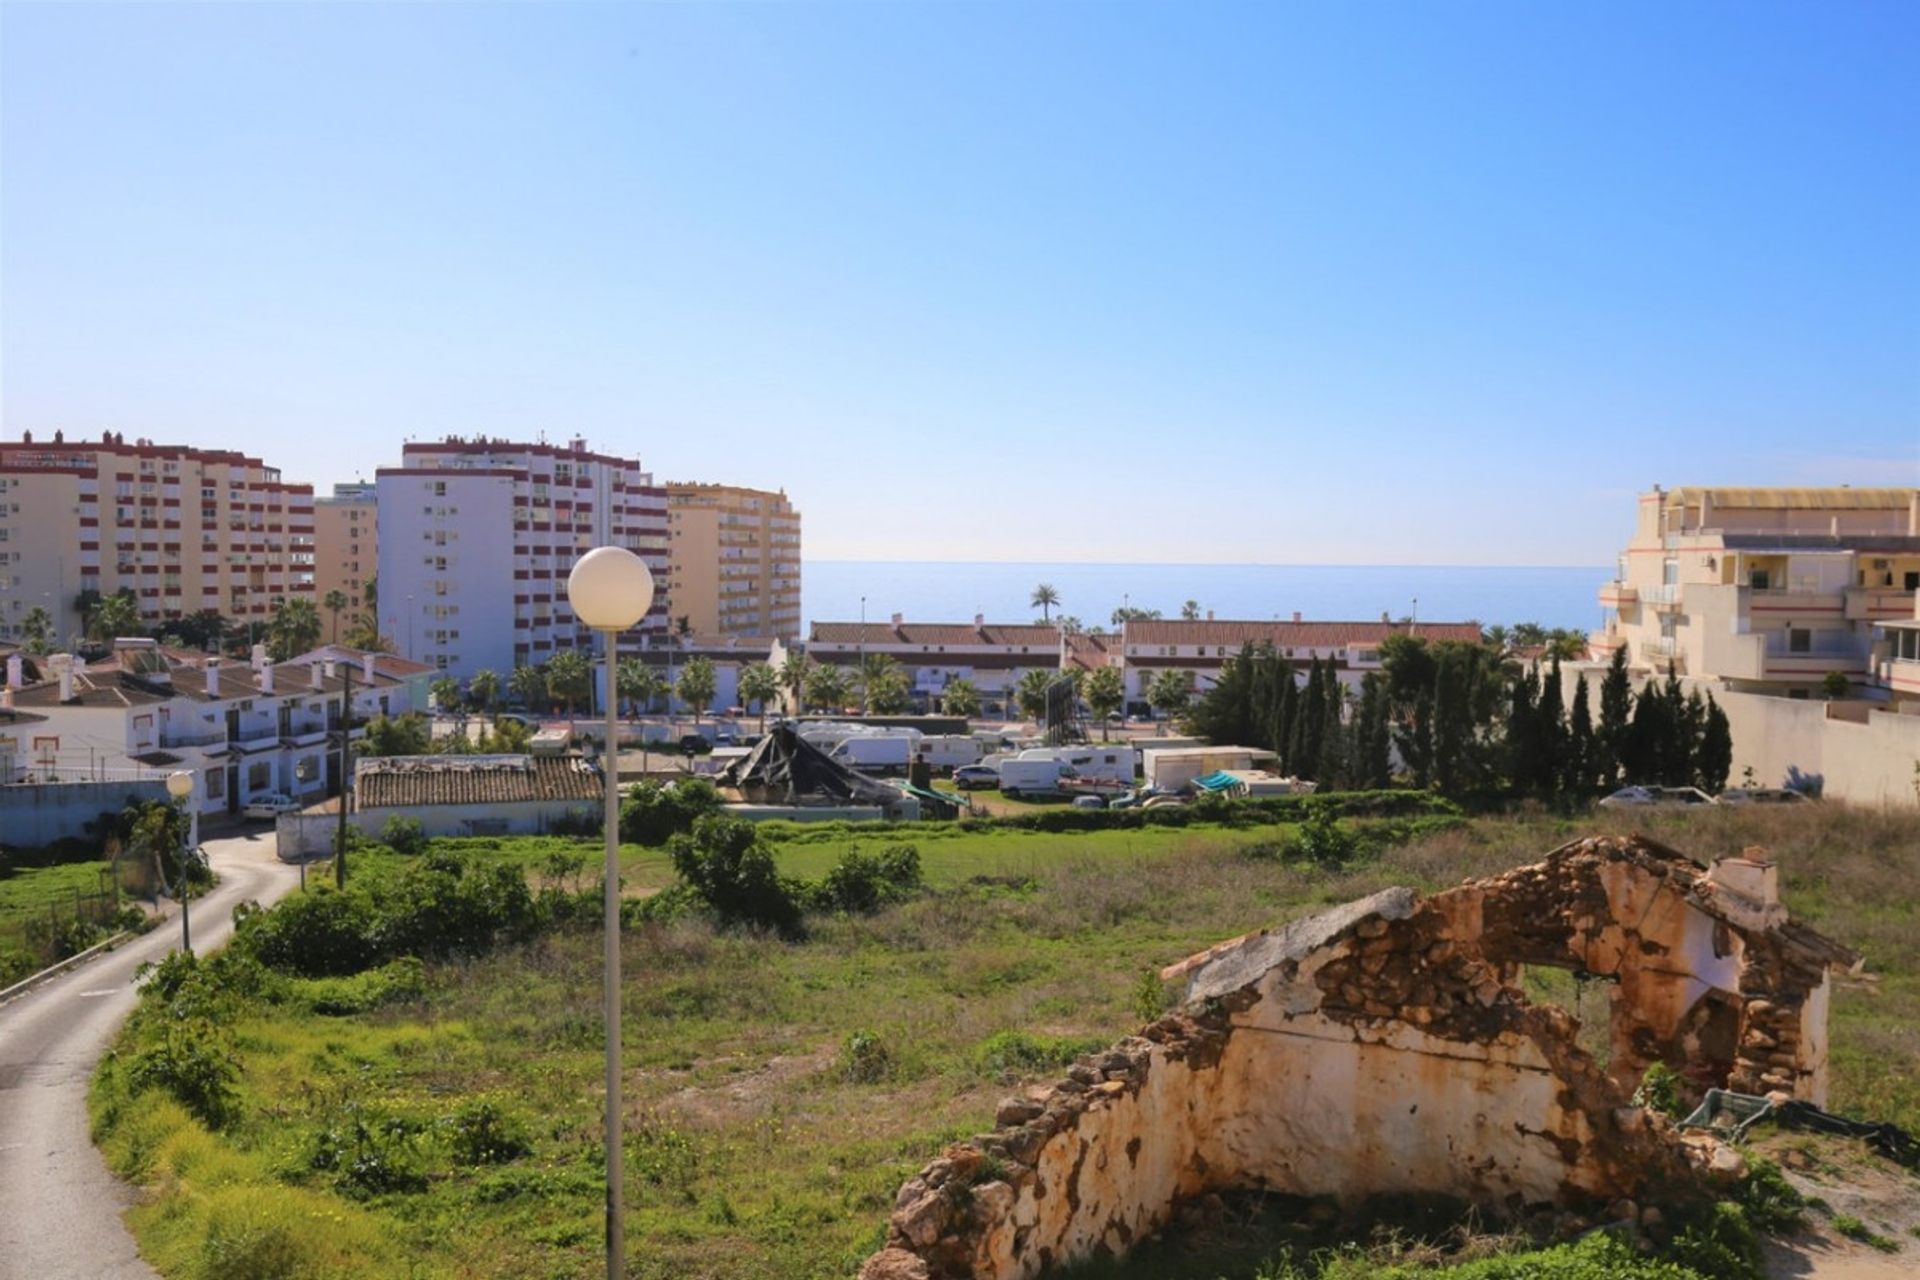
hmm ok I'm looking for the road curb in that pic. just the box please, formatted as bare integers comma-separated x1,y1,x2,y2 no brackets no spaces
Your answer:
0,929,139,1008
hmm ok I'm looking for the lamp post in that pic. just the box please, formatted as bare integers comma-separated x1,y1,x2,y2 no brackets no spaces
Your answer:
565,546,655,1280
164,771,197,955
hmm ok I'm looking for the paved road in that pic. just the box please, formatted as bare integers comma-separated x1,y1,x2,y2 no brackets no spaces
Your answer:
0,829,302,1280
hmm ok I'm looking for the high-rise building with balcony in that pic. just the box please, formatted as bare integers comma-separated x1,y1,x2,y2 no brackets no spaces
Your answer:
665,483,801,640
374,436,668,677
0,430,315,645
313,483,377,630
1591,485,1920,696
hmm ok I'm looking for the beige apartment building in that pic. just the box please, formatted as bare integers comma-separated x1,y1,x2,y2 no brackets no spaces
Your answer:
313,483,377,631
0,430,315,646
665,483,801,640
1591,485,1920,696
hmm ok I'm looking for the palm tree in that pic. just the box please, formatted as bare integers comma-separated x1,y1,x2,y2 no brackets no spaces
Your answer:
266,596,322,661
615,657,651,718
19,606,54,656
430,675,462,715
1146,669,1192,730
508,664,547,713
1014,668,1055,722
1181,600,1201,621
1083,666,1125,740
858,653,903,713
468,668,501,715
779,651,813,715
322,590,349,642
739,662,781,732
1030,584,1060,622
87,590,142,643
1485,624,1512,656
941,677,981,719
676,655,718,728
544,649,591,715
805,663,849,713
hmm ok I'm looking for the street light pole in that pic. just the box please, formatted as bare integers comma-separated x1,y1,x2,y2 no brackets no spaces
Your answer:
566,546,655,1280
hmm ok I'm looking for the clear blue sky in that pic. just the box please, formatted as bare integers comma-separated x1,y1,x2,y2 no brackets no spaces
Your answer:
4,2,1915,563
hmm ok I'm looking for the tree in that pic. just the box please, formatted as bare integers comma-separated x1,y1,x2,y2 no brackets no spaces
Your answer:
676,655,718,726
429,676,462,719
1596,647,1633,788
1181,600,1202,621
865,668,912,714
508,664,547,712
615,657,654,717
1351,673,1392,789
361,712,433,757
1821,672,1850,700
1146,669,1192,727
544,649,591,715
323,590,349,642
1697,694,1733,793
858,653,904,713
805,663,849,712
1397,690,1435,790
1511,622,1548,648
1054,615,1085,635
1566,674,1595,797
1030,583,1060,622
468,668,501,715
173,609,227,652
779,652,813,716
739,662,781,731
1013,668,1055,722
1111,605,1162,627
87,589,142,643
266,596,321,661
19,606,53,656
1083,666,1124,739
941,677,981,719
1484,624,1512,657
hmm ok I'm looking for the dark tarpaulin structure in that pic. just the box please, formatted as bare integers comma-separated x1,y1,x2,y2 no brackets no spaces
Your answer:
719,722,904,807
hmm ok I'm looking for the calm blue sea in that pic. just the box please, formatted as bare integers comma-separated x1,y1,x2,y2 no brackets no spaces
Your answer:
802,563,1607,634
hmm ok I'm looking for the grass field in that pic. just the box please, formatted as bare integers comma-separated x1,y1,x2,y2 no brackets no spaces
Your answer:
0,859,123,982
91,803,1920,1280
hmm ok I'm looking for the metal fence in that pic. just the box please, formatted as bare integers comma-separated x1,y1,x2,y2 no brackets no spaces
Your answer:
0,861,141,984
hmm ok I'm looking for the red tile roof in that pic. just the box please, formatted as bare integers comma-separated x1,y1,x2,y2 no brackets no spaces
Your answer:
810,622,1061,647
1121,619,1484,649
356,754,603,808
1064,633,1114,671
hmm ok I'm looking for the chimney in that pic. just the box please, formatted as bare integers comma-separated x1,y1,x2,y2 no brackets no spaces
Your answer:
259,662,275,694
891,612,904,627
310,661,324,691
974,612,985,628
1206,610,1214,621
205,657,220,699
1382,610,1391,624
5,654,20,689
362,652,376,682
250,642,268,670
53,654,75,703
1291,611,1303,624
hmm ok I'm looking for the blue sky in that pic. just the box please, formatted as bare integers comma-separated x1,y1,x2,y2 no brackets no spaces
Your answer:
4,1,1915,563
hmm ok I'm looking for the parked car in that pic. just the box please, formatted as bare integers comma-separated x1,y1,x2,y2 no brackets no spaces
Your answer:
1718,787,1814,805
242,792,302,819
1597,785,1717,810
951,764,999,790
1072,794,1106,810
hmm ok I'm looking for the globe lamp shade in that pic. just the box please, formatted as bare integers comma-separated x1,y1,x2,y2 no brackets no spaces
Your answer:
166,771,194,801
567,546,656,631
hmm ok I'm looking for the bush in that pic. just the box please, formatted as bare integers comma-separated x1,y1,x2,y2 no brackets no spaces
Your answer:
293,957,426,1016
619,778,722,846
1319,1231,1715,1279
237,888,378,977
128,1018,241,1129
1284,806,1358,867
380,817,428,858
668,816,803,936
971,1030,1107,1083
840,1030,893,1083
443,1098,533,1167
811,843,924,914
1632,1061,1683,1118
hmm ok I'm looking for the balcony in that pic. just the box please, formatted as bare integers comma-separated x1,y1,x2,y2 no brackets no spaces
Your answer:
1642,584,1682,610
161,728,228,749
1742,586,1846,619
1597,580,1638,608
1721,630,1868,682
1845,586,1917,622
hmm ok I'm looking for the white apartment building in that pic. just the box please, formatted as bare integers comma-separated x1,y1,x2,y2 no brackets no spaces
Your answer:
1114,616,1486,706
806,617,1064,713
3,639,427,817
375,437,669,679
0,430,315,645
1591,486,1920,697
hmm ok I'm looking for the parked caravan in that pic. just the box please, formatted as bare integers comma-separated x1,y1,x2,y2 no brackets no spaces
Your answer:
1007,746,1138,786
1141,746,1280,793
917,735,984,770
828,735,915,772
997,757,1073,797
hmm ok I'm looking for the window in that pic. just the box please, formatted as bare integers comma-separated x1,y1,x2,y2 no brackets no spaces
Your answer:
1788,628,1810,654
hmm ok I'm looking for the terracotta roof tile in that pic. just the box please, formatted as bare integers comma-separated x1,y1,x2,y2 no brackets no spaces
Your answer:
810,622,1061,647
356,754,602,808
1122,619,1484,649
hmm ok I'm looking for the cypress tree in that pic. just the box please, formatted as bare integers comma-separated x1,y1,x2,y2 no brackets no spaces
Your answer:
1277,673,1300,773
1433,648,1471,795
1318,674,1348,785
1296,659,1327,778
1624,685,1664,784
1402,689,1435,790
1597,647,1633,787
1537,657,1567,801
1351,673,1392,789
1697,693,1733,793
1505,666,1541,797
1567,674,1595,797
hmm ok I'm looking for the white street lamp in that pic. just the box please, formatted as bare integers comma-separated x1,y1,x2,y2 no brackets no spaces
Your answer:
565,546,654,1280
164,770,197,955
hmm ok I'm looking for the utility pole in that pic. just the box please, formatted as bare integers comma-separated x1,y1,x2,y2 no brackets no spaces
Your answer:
335,660,353,888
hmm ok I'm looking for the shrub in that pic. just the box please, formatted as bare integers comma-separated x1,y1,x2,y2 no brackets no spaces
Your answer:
294,957,426,1016
1735,1153,1805,1234
840,1030,893,1083
971,1030,1107,1082
1285,806,1358,867
1664,1200,1765,1280
620,778,722,846
812,844,924,914
668,816,803,936
443,1099,533,1166
237,888,377,977
128,1018,240,1129
1632,1061,1683,1118
380,816,429,857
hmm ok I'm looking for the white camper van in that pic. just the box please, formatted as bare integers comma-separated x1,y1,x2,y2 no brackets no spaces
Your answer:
1006,745,1138,786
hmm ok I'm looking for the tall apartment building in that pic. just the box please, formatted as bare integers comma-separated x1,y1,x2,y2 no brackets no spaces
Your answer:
313,483,377,626
0,430,314,645
1591,485,1920,696
375,436,668,678
665,483,802,640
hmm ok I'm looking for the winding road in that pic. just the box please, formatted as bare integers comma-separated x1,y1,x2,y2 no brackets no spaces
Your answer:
0,829,302,1280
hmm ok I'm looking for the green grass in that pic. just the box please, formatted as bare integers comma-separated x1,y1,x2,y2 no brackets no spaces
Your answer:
90,802,1920,1280
0,858,118,920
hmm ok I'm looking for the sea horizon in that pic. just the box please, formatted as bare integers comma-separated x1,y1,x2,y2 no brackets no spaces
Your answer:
801,561,1609,636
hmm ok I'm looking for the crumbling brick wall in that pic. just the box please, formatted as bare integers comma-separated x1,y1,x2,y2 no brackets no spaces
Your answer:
860,835,1855,1280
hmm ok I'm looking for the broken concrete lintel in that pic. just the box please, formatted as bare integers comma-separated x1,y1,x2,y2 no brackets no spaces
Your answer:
1181,886,1418,1004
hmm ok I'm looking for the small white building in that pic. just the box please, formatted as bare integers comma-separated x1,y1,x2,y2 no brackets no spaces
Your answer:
1142,745,1281,793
